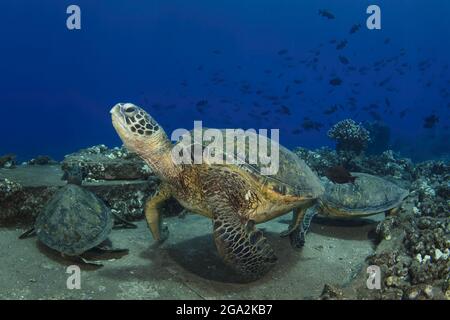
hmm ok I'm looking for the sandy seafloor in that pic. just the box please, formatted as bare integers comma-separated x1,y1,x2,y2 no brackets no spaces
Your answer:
0,212,379,299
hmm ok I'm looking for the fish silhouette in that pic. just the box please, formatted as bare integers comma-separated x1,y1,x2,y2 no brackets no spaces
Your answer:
325,166,357,184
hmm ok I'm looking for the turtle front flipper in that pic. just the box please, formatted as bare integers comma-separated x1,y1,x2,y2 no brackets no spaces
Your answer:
144,183,171,242
289,208,317,249
206,167,277,279
213,211,277,279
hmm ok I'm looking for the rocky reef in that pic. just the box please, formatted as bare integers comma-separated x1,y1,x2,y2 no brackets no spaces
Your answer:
27,155,58,165
0,154,16,169
300,146,449,300
0,145,165,224
62,145,152,182
0,139,448,299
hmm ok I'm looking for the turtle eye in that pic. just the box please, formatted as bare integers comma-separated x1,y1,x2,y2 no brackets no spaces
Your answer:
124,106,136,113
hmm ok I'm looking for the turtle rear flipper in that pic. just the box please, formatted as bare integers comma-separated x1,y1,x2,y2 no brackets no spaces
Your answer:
93,245,129,255
19,228,36,239
279,206,307,237
213,213,277,279
289,208,317,249
111,211,138,229
62,254,104,267
77,244,129,265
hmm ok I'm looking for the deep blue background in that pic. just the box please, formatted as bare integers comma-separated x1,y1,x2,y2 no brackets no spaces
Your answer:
1,1,449,162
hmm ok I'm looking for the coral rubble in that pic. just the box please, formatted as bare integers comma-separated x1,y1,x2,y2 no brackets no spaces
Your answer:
297,146,449,299
327,119,371,155
62,145,152,182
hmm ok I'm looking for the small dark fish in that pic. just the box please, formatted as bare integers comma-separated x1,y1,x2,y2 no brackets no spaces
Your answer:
399,108,409,119
278,105,291,115
384,38,391,44
318,9,335,19
369,111,382,121
324,105,338,115
379,77,392,87
336,40,347,50
212,49,221,54
325,166,356,184
338,55,349,65
329,77,342,86
264,95,279,101
301,118,323,131
349,24,361,34
278,49,288,55
196,100,208,107
385,97,391,107
423,114,439,129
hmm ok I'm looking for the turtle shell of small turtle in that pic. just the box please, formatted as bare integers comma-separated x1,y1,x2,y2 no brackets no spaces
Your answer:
179,129,324,199
35,184,113,256
320,172,409,216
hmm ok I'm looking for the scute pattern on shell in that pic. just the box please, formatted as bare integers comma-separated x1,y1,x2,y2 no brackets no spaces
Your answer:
181,129,324,199
35,184,113,256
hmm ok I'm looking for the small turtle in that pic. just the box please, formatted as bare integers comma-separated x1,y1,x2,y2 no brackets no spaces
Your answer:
20,169,134,265
111,103,324,279
288,172,409,247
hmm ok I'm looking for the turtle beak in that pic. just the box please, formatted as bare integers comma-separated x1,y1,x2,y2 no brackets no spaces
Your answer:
111,103,128,134
110,103,123,115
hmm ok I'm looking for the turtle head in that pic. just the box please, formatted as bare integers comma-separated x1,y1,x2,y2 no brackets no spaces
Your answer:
111,103,170,157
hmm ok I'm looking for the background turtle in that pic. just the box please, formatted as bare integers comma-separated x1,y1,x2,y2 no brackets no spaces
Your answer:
111,102,324,279
290,172,409,247
20,168,133,266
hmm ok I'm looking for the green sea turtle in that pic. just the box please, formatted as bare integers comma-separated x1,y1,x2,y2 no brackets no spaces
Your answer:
111,102,324,278
20,167,134,266
287,172,410,247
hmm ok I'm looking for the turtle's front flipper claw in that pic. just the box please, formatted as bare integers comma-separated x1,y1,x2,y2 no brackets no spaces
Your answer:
289,230,306,250
158,224,169,243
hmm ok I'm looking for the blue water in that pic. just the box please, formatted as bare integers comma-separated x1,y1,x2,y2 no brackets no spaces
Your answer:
1,1,449,162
